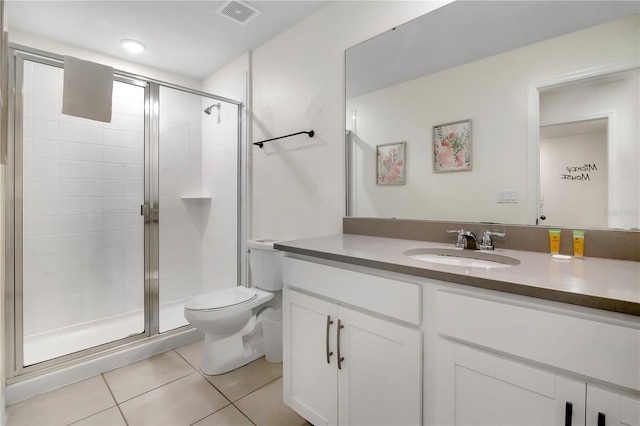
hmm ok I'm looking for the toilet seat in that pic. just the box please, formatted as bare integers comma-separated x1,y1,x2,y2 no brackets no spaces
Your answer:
186,287,258,311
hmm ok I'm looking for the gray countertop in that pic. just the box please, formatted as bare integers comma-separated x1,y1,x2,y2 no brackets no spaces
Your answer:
274,234,640,316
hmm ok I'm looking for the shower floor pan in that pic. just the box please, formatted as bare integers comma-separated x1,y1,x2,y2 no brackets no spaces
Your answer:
23,300,189,366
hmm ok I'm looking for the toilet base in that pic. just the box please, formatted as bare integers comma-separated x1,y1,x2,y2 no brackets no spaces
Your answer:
200,321,265,375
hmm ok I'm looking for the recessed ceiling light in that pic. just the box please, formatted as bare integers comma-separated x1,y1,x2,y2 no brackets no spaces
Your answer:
120,39,146,54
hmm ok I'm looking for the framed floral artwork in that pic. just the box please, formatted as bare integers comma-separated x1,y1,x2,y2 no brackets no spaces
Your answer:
433,119,472,172
376,142,406,185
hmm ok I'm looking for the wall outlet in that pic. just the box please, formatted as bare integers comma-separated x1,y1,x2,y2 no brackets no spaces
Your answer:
497,191,518,203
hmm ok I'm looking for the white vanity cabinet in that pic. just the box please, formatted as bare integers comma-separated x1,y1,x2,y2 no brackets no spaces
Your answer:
282,256,422,426
435,290,640,426
437,341,586,425
586,385,640,426
278,247,639,426
283,289,337,425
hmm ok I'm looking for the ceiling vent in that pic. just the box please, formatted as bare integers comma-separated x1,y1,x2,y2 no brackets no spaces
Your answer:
217,1,261,25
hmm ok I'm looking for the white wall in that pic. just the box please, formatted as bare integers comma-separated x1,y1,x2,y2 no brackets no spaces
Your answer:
346,15,639,225
250,1,448,240
540,131,607,228
202,53,248,102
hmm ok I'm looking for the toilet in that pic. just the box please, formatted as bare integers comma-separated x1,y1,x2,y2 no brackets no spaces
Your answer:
184,239,283,375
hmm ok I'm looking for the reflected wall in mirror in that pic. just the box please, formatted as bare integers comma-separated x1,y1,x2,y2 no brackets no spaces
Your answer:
345,1,639,230
537,68,639,229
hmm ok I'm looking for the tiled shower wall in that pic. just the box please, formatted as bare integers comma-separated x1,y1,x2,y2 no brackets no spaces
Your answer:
158,87,204,305
201,100,238,293
158,88,239,306
22,61,145,336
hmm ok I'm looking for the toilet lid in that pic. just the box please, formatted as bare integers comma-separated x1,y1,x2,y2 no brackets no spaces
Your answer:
185,287,257,311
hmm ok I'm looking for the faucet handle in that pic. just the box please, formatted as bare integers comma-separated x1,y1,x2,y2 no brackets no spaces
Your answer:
481,231,505,249
447,229,465,248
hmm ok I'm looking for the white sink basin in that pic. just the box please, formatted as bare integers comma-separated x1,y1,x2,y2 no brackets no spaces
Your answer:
403,248,520,269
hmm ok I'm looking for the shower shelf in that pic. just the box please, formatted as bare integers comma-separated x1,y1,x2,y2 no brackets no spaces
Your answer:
181,195,212,200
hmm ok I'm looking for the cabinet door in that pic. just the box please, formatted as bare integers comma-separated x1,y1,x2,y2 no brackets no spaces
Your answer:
283,289,338,426
337,305,422,426
439,342,585,426
586,384,640,426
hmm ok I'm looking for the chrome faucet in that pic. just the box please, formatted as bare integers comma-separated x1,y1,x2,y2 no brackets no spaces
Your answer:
447,229,505,250
447,229,466,248
480,231,506,250
461,231,481,250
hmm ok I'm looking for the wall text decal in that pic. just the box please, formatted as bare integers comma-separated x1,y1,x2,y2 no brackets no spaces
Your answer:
560,163,598,181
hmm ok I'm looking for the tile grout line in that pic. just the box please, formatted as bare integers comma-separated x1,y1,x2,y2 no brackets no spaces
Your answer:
171,351,242,426
112,369,199,405
231,374,283,403
227,374,284,426
177,348,273,426
231,403,258,426
105,348,233,426
173,348,201,372
185,378,234,426
184,357,239,426
64,406,118,426
174,345,284,426
229,396,259,426
174,347,233,403
99,373,130,426
100,349,198,407
194,367,234,405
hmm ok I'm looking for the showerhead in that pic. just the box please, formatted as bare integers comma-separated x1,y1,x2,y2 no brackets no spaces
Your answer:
204,103,221,115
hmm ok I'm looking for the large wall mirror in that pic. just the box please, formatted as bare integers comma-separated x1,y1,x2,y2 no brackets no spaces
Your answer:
345,1,639,230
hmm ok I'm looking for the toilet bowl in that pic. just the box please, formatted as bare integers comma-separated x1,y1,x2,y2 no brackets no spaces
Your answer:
184,239,283,375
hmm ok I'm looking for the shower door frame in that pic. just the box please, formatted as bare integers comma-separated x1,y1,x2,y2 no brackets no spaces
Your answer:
5,45,244,381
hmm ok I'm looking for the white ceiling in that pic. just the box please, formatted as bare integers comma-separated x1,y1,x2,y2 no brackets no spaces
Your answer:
6,0,328,80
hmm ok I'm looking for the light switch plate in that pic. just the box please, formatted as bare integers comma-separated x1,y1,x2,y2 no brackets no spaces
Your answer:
497,190,518,203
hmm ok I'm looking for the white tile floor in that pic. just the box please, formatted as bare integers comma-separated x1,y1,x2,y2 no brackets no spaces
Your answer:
7,340,310,426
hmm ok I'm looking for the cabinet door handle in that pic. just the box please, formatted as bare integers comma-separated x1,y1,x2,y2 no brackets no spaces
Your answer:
337,319,345,370
326,315,334,364
564,402,573,426
597,412,605,426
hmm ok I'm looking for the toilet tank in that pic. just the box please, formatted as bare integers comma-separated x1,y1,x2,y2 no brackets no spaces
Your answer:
247,239,283,291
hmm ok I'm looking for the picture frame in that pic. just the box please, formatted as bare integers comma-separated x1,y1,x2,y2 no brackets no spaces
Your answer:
376,141,406,185
433,119,472,172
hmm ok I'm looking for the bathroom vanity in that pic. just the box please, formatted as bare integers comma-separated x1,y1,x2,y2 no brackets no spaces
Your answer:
276,234,640,426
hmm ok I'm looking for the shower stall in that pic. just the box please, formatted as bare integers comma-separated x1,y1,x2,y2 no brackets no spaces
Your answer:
5,47,244,379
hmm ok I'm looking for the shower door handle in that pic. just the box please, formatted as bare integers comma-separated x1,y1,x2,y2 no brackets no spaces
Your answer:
141,205,149,223
141,205,159,223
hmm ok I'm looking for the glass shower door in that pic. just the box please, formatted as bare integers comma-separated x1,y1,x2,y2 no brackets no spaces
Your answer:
11,49,243,375
20,57,147,365
157,86,240,333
